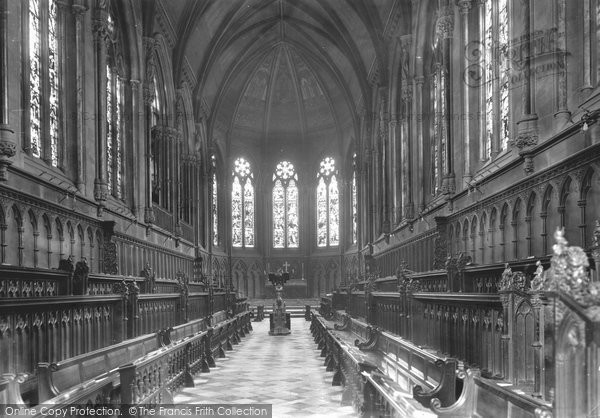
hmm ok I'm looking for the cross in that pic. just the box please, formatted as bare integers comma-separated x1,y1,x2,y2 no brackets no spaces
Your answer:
282,261,290,273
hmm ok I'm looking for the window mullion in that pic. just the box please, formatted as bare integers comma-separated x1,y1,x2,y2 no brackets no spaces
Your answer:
326,181,330,247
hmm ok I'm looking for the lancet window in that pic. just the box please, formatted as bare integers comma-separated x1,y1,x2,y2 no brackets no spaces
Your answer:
482,0,510,157
27,0,61,167
212,155,219,247
352,153,357,244
316,157,339,247
273,161,299,249
105,13,125,199
232,157,254,248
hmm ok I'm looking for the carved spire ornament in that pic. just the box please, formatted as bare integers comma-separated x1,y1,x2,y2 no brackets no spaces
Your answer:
530,228,600,310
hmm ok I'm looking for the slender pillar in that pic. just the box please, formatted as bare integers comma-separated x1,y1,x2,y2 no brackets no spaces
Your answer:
554,0,570,126
582,0,593,92
400,36,413,221
73,3,87,192
143,37,157,230
0,0,15,181
437,2,455,196
413,75,425,214
92,3,109,215
130,79,141,217
379,88,390,233
458,0,472,185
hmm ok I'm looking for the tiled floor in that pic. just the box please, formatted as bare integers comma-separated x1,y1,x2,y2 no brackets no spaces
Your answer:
174,318,358,418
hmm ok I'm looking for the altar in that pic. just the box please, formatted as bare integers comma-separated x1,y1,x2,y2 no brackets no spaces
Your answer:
265,261,308,299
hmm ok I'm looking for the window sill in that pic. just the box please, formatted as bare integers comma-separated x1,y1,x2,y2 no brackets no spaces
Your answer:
23,154,76,192
473,147,516,183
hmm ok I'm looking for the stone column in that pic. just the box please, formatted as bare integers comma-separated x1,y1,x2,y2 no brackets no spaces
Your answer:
437,3,456,198
413,75,425,214
142,36,157,231
379,88,391,234
72,2,87,192
582,0,593,92
554,0,570,127
0,0,15,181
389,117,400,225
130,79,141,217
512,0,539,170
92,4,109,215
399,35,413,222
458,0,472,185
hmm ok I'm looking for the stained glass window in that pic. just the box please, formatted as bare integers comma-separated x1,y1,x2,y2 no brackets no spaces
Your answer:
483,0,510,156
498,0,510,151
272,161,299,248
106,13,124,199
352,154,357,244
431,68,441,195
28,0,60,167
316,157,339,247
212,156,219,247
232,157,254,248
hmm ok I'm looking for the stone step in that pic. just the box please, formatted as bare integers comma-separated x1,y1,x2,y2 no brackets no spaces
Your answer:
250,305,317,318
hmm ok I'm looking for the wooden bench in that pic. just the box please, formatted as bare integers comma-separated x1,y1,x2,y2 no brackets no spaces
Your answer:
119,311,253,417
310,311,449,417
36,332,160,405
34,310,246,406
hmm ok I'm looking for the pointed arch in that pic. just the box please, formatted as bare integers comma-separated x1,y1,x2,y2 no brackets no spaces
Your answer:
479,211,488,264
512,198,523,260
499,203,509,261
27,209,39,268
582,168,600,248
470,215,478,262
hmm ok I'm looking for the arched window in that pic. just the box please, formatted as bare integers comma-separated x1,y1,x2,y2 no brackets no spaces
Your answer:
352,153,357,244
105,12,125,199
316,157,339,247
482,0,510,157
150,75,162,206
212,155,219,247
232,157,254,248
272,161,299,248
27,0,62,167
430,55,447,195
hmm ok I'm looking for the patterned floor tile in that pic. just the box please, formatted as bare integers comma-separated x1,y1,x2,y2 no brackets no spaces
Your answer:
173,318,358,418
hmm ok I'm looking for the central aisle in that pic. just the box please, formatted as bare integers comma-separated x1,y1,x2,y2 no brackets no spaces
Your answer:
174,317,358,417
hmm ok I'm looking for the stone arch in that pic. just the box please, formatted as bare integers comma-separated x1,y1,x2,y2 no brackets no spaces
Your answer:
232,259,248,296
512,197,524,260
6,205,23,266
448,223,454,256
489,206,499,262
77,224,85,262
470,214,478,262
41,213,52,269
580,167,599,248
454,220,461,256
541,184,554,255
479,211,488,263
526,191,540,257
462,218,470,256
66,221,75,259
499,203,509,262
559,175,579,245
95,230,104,273
27,209,39,268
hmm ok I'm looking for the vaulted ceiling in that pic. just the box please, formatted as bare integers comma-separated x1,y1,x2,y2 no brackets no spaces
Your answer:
153,0,400,155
